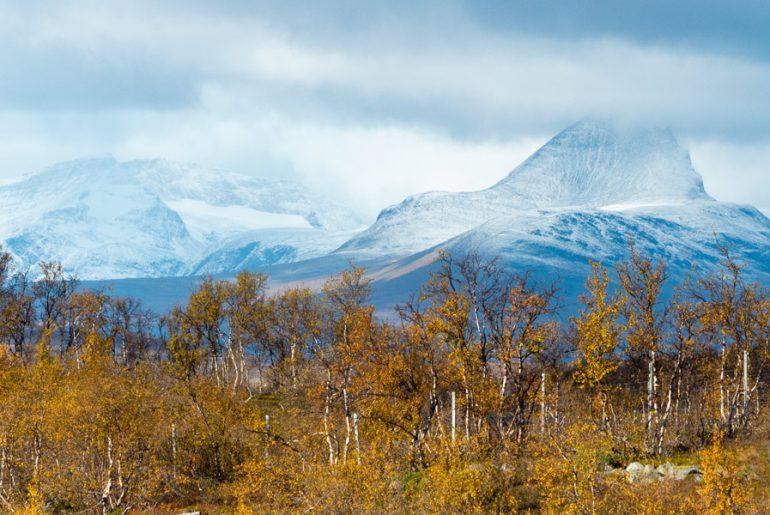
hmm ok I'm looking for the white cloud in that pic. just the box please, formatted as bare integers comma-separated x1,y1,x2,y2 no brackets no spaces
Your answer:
5,1,770,128
266,122,545,216
0,0,769,217
688,140,770,217
109,109,544,217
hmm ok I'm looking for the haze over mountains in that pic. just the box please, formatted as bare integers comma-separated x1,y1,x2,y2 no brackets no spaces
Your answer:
3,120,770,311
0,157,364,279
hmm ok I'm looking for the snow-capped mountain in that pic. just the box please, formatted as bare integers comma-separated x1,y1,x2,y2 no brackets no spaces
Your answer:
7,119,770,315
0,157,365,279
340,120,713,256
335,119,770,299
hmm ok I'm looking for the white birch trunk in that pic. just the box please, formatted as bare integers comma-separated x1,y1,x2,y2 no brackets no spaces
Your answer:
742,349,749,419
451,391,456,447
353,412,361,465
720,342,726,422
171,423,178,480
540,372,546,434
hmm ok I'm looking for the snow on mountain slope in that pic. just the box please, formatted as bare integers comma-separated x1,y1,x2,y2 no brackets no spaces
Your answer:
491,120,708,208
443,203,770,278
334,119,770,305
189,227,358,275
340,119,714,256
81,120,770,314
132,159,362,232
166,200,313,242
0,157,364,279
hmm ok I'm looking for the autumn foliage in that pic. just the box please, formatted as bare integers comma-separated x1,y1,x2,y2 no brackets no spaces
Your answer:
0,244,769,513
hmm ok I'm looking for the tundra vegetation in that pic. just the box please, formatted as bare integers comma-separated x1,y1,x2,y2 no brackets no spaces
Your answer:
0,244,769,514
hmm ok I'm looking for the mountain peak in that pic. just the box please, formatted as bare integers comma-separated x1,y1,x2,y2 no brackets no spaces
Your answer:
47,155,119,173
340,119,721,256
0,157,365,279
494,118,711,209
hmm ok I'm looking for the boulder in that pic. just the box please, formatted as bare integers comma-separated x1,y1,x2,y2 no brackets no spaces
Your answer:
656,462,676,479
624,461,703,483
672,465,702,481
626,462,645,483
643,464,664,482
626,462,666,483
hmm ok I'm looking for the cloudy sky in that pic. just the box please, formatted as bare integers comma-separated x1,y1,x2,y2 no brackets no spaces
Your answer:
1,0,769,217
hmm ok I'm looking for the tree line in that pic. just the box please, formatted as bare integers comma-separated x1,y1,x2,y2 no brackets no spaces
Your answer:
0,244,768,513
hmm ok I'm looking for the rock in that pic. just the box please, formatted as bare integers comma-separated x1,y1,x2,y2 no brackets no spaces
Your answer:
603,466,625,477
672,466,702,481
625,461,702,483
626,462,645,483
626,462,667,483
656,462,676,479
643,464,663,482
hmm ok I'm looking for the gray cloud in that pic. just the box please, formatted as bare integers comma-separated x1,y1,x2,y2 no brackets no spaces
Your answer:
461,0,770,62
0,52,198,111
0,0,768,217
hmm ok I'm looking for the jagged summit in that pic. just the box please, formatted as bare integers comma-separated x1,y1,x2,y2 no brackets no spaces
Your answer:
492,119,710,209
